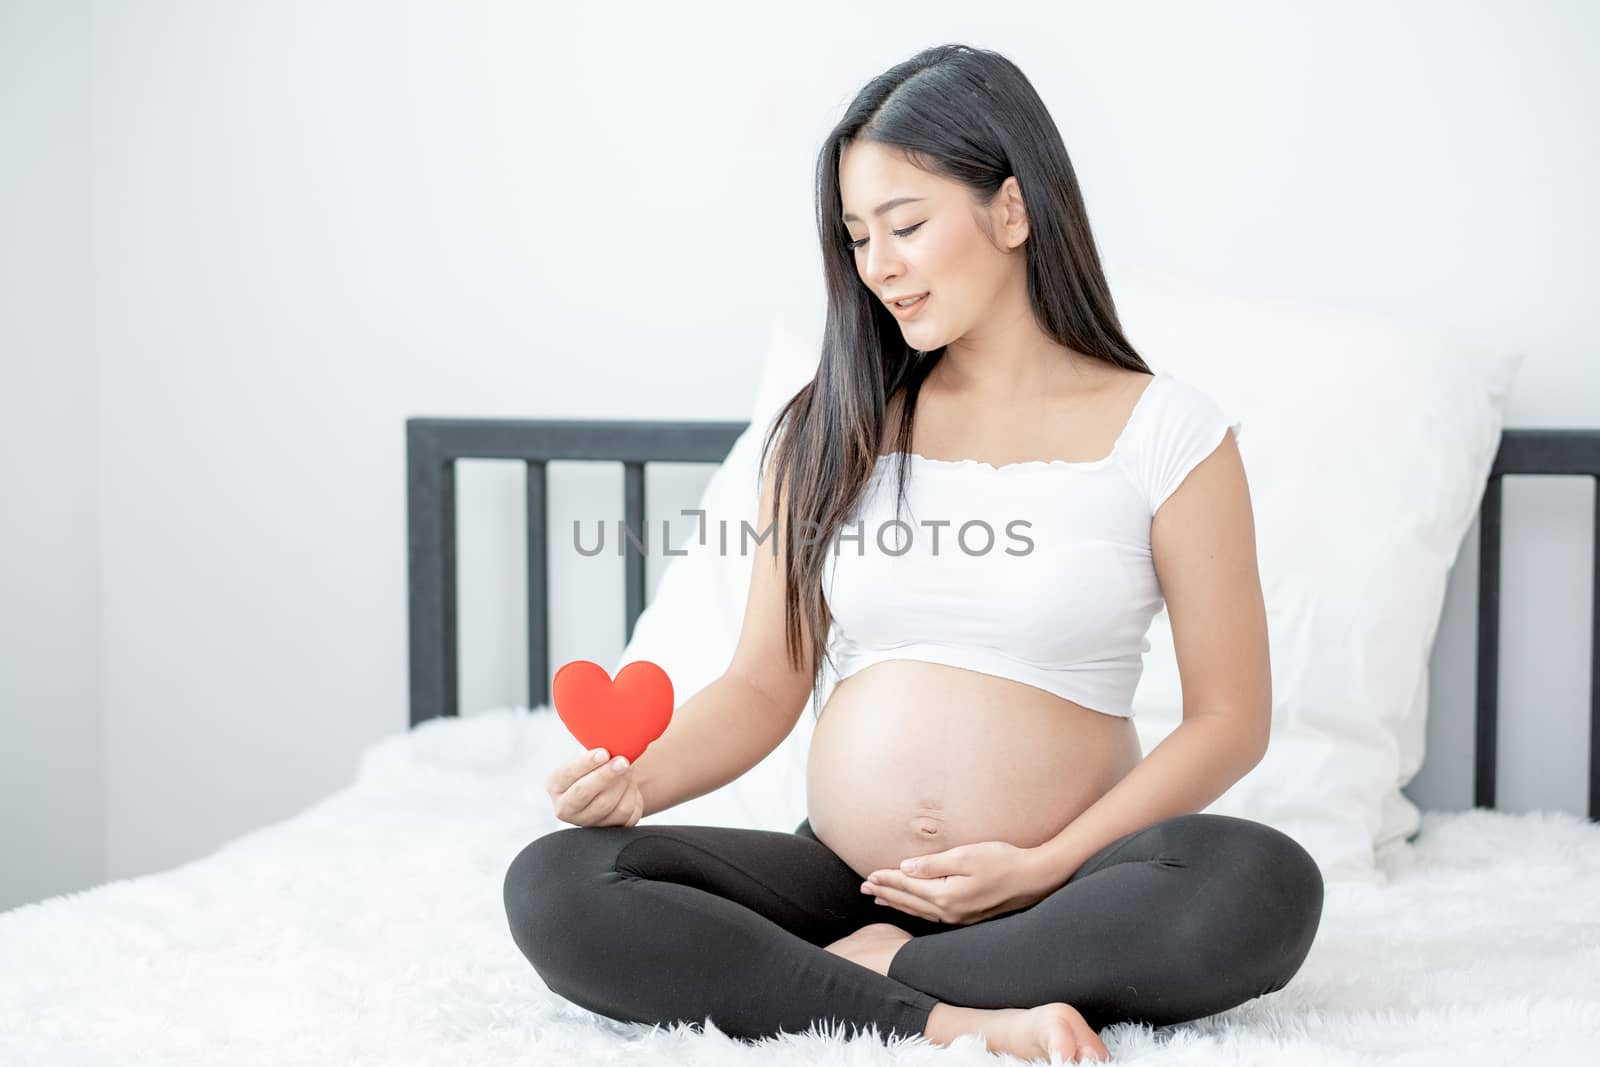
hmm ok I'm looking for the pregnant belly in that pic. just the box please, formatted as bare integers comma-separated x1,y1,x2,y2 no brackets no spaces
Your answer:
805,660,1144,881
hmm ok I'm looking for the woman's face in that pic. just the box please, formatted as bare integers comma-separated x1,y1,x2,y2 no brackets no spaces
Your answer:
838,141,1026,349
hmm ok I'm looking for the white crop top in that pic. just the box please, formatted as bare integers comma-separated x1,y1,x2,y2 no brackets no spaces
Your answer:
821,370,1242,718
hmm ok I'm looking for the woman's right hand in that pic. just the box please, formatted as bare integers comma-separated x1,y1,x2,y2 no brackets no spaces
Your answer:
547,748,645,828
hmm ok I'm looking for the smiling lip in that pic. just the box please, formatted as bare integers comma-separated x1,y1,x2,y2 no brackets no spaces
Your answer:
888,292,929,319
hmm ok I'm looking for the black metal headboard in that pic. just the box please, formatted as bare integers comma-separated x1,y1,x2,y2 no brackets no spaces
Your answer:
406,418,746,727
1472,429,1600,819
406,419,1600,821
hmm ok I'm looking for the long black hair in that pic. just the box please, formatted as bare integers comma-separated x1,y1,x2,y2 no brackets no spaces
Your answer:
758,43,1151,720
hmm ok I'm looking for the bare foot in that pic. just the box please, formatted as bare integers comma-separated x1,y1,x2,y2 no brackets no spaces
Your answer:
822,922,914,977
925,1001,1111,1064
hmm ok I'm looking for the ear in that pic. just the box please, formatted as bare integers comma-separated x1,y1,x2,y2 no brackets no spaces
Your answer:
997,175,1029,249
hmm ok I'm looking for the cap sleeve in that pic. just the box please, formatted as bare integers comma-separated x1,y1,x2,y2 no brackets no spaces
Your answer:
1132,375,1243,516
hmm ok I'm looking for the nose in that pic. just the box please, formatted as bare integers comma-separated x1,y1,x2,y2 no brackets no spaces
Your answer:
863,241,905,294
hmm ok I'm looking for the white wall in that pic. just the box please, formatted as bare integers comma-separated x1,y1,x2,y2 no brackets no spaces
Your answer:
2,0,1596,912
0,0,103,912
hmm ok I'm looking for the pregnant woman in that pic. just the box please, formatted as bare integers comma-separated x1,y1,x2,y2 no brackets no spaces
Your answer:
504,43,1322,1064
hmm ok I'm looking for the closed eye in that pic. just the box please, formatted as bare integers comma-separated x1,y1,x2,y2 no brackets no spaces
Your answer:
846,222,924,253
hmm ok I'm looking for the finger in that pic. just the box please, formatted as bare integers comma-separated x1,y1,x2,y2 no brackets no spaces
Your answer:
869,871,949,899
551,748,612,795
579,755,635,807
872,867,949,884
565,785,624,827
865,883,942,923
558,756,630,819
567,774,629,824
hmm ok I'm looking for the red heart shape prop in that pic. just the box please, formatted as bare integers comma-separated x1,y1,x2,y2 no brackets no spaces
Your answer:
551,659,674,764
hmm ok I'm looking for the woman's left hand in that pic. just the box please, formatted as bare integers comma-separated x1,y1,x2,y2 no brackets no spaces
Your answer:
861,840,1054,925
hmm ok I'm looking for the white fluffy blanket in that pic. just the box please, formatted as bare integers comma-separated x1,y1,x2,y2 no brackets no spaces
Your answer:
3,707,1598,1066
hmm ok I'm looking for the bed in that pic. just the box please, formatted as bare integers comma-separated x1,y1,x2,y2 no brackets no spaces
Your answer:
3,416,1597,1066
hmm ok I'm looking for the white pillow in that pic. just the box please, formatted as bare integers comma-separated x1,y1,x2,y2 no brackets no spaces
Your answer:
620,272,1521,887
1101,258,1521,885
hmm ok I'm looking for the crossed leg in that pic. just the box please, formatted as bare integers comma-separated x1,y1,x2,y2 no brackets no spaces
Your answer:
876,812,1325,1030
502,812,1323,1042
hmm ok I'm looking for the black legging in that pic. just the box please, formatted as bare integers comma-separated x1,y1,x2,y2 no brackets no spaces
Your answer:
503,811,1323,1044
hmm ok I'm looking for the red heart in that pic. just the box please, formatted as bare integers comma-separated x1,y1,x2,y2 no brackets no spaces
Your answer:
550,659,674,764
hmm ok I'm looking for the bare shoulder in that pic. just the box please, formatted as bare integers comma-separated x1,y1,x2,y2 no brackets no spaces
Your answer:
1070,362,1157,428
1103,364,1157,399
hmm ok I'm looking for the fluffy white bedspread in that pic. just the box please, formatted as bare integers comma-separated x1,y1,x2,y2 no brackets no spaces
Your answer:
3,707,1598,1066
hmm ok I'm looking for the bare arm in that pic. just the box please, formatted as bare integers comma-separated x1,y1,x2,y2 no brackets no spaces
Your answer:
627,442,820,819
1026,428,1270,888
628,674,800,818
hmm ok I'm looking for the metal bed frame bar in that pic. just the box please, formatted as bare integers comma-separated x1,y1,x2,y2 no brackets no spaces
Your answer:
406,417,746,729
1474,429,1600,818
